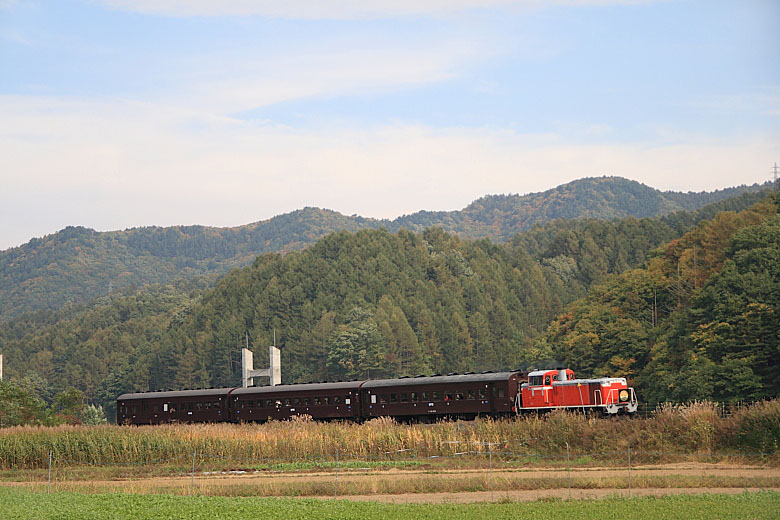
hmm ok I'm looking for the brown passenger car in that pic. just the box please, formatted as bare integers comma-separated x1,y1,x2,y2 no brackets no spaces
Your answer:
230,381,363,422
361,372,522,421
117,388,232,425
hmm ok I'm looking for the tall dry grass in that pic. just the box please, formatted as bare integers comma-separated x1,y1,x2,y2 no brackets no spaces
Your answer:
1,401,777,470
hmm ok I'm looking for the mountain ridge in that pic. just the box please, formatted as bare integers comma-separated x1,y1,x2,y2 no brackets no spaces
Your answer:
0,176,771,320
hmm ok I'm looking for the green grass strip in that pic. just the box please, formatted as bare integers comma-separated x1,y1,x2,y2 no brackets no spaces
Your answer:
0,488,778,520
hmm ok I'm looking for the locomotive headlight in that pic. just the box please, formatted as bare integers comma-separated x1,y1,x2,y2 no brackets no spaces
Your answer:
619,390,629,402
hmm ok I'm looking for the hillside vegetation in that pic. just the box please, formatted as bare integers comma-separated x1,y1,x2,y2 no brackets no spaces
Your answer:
0,177,769,320
542,195,780,402
1,188,777,417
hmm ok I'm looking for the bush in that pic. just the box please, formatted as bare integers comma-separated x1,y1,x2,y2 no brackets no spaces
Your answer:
80,405,108,426
723,400,780,453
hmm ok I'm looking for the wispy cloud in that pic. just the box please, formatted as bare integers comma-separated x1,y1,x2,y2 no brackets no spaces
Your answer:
171,40,488,113
1,93,775,250
95,0,659,19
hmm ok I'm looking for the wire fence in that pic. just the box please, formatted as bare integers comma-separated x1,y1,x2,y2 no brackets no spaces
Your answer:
636,400,758,419
27,441,779,500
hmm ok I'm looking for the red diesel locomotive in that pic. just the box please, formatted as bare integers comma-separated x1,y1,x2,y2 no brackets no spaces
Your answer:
518,368,637,415
117,369,637,425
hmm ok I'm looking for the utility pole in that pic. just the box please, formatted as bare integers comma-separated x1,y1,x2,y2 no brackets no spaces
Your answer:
773,162,779,185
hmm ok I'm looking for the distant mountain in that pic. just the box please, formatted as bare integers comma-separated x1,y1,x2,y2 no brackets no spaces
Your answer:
0,176,770,320
388,177,772,241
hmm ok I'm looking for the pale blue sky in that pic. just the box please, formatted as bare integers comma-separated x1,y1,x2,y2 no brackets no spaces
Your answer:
1,0,778,250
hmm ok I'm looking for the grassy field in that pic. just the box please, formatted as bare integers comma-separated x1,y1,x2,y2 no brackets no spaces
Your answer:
1,401,778,472
1,488,778,519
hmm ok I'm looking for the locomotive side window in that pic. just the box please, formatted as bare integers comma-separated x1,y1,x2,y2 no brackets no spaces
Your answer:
497,388,505,398
400,393,408,402
153,405,159,413
284,399,291,406
205,402,211,409
433,391,441,400
248,400,254,408
266,400,274,407
421,392,428,400
323,397,330,405
455,392,464,400
545,376,551,385
334,396,341,404
143,402,148,412
444,393,453,401
214,402,220,409
467,389,475,400
314,397,321,406
304,398,310,406
479,388,487,399
294,398,301,405
379,394,388,403
411,392,418,401
529,376,543,386
390,393,398,403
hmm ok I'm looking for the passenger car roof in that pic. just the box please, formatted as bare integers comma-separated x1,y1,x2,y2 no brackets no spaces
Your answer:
363,372,518,389
118,388,232,400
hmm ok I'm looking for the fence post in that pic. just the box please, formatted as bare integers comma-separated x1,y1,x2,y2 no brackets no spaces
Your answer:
190,450,195,496
48,449,52,494
334,447,339,499
566,442,571,499
488,442,493,501
627,442,631,498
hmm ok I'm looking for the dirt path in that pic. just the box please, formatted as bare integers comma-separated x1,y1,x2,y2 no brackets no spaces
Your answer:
331,487,779,504
4,462,776,488
2,462,777,503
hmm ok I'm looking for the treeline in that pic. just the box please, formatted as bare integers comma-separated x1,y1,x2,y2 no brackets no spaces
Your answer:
0,189,777,420
1,177,769,320
0,380,106,427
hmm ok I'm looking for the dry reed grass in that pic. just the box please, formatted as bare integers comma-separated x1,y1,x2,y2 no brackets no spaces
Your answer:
0,400,777,470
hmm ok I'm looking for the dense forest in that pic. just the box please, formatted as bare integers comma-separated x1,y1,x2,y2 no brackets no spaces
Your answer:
0,177,770,321
1,184,777,421
542,195,780,403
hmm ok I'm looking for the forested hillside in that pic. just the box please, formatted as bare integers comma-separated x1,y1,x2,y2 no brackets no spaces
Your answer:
541,194,780,403
0,177,769,320
1,188,777,419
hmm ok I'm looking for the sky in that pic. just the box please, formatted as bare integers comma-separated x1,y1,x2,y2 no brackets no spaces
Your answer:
1,0,778,251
